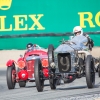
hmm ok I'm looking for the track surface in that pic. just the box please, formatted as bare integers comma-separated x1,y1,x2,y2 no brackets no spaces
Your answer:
0,69,100,100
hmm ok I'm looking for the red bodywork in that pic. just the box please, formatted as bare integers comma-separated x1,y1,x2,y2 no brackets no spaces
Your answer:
6,48,49,82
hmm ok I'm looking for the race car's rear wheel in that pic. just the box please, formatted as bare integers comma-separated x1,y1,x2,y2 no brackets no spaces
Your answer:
48,44,54,67
17,67,26,87
19,81,26,87
98,65,100,77
85,55,95,88
34,59,44,92
6,63,16,89
56,77,61,85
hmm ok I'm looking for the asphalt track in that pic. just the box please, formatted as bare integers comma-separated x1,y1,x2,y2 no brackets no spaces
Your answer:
0,69,100,100
0,48,100,100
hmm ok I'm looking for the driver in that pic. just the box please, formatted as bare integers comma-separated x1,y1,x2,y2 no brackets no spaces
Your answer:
72,26,94,51
26,43,34,52
24,43,34,55
23,43,34,57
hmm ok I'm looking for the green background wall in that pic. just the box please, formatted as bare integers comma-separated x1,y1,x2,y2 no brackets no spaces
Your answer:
0,0,100,49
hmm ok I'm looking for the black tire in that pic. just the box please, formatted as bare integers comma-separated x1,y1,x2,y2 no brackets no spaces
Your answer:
85,55,95,88
49,78,57,89
48,44,57,89
34,59,44,92
48,44,54,67
6,64,16,89
56,78,61,85
19,81,26,87
98,65,100,77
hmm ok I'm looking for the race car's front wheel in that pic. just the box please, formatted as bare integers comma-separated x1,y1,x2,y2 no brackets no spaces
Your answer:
6,64,16,89
48,44,54,67
49,77,57,90
34,59,44,92
85,55,95,88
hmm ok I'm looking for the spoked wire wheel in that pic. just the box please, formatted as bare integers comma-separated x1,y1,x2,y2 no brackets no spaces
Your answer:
34,59,44,92
85,55,95,88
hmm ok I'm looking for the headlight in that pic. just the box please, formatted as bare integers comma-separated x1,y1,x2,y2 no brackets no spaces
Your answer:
42,59,48,67
17,60,25,69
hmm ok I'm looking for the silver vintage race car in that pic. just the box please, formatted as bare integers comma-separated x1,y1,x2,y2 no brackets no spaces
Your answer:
34,35,95,92
47,35,95,90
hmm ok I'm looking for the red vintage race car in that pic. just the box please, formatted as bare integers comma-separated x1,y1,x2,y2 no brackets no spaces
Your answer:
6,44,49,89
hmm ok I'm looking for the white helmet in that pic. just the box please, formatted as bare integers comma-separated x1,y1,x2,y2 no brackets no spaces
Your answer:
73,26,83,35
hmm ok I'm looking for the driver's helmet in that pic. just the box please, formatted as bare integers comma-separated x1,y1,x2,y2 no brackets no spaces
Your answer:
73,26,83,36
26,43,33,51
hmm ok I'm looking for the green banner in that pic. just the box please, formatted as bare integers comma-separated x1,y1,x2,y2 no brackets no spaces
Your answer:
0,0,100,49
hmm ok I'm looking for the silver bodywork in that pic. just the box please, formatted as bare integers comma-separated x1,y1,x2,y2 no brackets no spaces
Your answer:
53,35,89,73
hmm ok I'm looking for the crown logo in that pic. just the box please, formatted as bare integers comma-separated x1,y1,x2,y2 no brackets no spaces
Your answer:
0,0,12,10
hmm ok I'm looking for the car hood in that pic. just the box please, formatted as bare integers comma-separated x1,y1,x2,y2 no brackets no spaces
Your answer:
26,55,48,61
